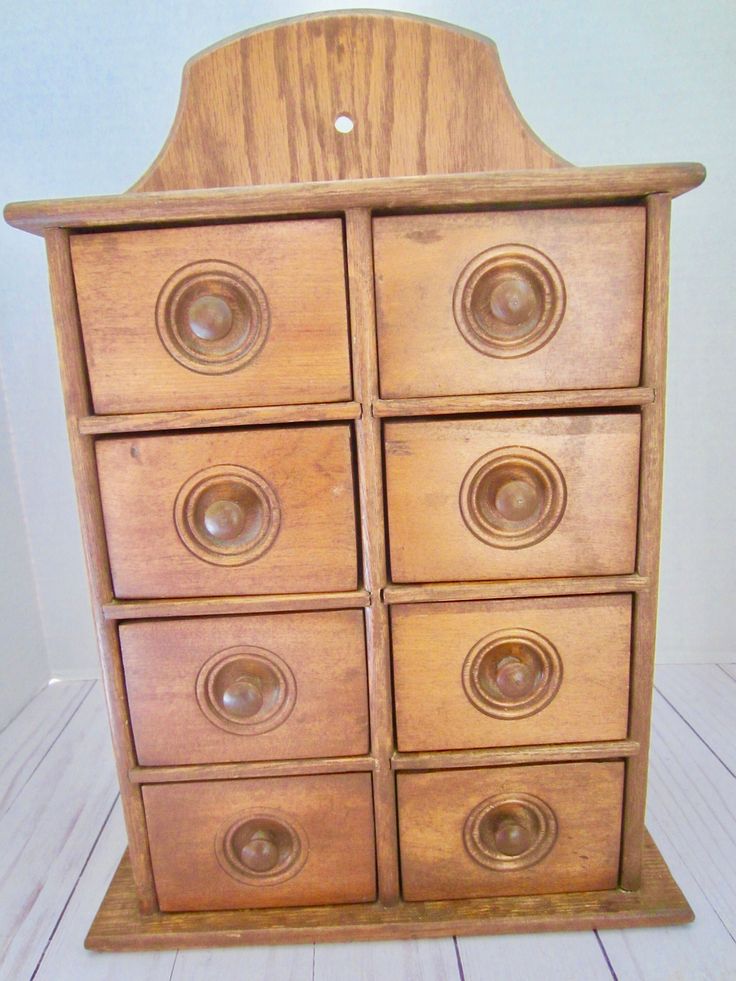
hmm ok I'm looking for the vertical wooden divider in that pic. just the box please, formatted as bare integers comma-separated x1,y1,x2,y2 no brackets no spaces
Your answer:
44,228,158,913
344,208,401,904
620,193,672,890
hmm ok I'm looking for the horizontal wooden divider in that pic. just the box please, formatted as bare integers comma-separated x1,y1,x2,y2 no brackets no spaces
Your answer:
383,575,649,605
373,388,654,418
392,740,640,772
103,589,371,620
129,755,377,785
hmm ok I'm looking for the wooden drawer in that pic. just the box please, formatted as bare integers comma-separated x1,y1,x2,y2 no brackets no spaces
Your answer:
384,413,640,582
397,761,623,901
122,610,369,765
72,219,351,413
392,594,631,752
96,424,358,598
143,773,376,911
374,208,645,398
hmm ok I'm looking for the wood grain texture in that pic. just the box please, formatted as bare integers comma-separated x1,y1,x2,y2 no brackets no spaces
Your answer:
86,832,691,950
384,413,641,583
72,220,351,414
620,195,671,890
5,164,705,235
384,575,649,605
397,762,624,902
44,229,158,913
373,388,655,418
131,11,565,193
121,610,369,766
142,773,376,911
391,594,631,752
375,208,645,398
96,424,358,598
345,208,400,904
79,401,361,436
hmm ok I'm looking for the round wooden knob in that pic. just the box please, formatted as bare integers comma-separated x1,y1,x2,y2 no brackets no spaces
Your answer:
187,294,234,341
203,498,247,542
175,465,280,567
460,447,566,550
216,811,308,885
494,655,537,699
156,260,269,375
239,828,281,872
453,245,565,358
462,628,562,719
196,645,296,735
220,674,265,718
488,275,538,327
464,793,558,871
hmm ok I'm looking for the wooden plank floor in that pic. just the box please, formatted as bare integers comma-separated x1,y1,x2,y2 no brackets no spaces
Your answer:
1,665,734,980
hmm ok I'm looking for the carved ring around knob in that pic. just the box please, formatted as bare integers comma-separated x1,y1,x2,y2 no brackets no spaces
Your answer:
453,244,565,358
215,810,308,885
459,446,566,549
156,259,269,374
174,464,280,566
462,627,562,719
463,792,558,871
196,645,297,735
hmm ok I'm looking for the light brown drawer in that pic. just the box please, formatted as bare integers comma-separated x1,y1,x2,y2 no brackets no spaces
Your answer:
143,773,376,911
397,761,623,901
96,424,358,598
122,610,369,765
384,413,640,582
392,594,631,752
374,207,645,398
72,219,351,413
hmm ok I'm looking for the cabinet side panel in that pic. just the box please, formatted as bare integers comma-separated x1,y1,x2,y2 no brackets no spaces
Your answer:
44,228,158,912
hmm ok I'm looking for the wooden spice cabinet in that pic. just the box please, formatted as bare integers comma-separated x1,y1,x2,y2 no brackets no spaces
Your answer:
5,11,704,950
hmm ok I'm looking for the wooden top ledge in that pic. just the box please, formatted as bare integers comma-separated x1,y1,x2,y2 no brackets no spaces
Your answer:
5,164,705,235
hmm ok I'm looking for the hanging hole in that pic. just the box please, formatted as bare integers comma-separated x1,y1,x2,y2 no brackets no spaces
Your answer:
334,114,354,134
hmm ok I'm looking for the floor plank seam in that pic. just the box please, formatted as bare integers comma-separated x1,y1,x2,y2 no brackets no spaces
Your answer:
0,681,95,818
0,682,48,738
717,663,736,683
452,936,466,981
168,949,178,979
30,791,119,979
653,685,736,779
594,929,619,979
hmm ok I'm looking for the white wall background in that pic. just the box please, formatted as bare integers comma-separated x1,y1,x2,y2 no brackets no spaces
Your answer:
1,1,734,698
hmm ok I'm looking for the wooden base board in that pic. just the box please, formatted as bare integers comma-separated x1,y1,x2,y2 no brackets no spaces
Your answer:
86,831,692,951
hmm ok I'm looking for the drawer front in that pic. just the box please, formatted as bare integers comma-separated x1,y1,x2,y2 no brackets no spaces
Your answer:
392,594,631,752
397,762,623,901
143,773,376,911
374,208,645,398
97,424,358,598
72,219,351,413
122,610,369,765
384,413,640,582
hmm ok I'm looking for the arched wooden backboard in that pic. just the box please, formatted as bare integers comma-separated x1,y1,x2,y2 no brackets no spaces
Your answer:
132,11,567,192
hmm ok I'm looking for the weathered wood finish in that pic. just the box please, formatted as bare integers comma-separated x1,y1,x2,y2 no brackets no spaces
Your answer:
96,425,358,598
375,208,645,398
72,220,352,414
397,762,624,901
384,413,641,583
143,773,376,911
121,610,369,765
392,594,631,752
5,9,701,950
